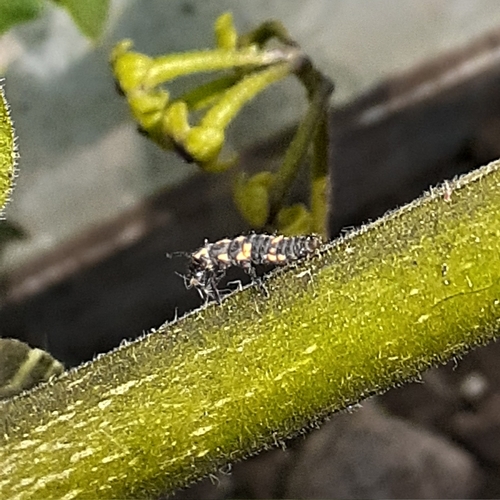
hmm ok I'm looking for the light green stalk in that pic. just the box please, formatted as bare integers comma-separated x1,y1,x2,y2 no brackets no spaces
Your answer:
310,110,330,236
145,48,293,89
1,159,500,499
268,66,333,234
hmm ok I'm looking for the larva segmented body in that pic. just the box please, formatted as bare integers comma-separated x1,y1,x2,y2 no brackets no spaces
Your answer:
185,233,321,302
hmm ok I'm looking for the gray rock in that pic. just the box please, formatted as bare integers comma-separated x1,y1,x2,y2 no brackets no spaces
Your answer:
284,401,481,499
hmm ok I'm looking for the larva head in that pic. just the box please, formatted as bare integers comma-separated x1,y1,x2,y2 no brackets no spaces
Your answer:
186,268,207,289
186,256,212,290
185,245,215,289
185,261,219,302
294,234,322,258
307,234,322,252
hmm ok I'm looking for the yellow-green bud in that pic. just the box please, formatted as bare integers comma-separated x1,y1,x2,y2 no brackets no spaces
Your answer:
215,12,237,51
162,101,190,142
277,203,312,235
185,126,224,164
234,172,273,228
111,40,154,93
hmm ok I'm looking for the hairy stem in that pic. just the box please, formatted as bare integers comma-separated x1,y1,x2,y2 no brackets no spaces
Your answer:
1,160,500,499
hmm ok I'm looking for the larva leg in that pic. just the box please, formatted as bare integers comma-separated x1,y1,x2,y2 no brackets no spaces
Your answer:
246,266,269,298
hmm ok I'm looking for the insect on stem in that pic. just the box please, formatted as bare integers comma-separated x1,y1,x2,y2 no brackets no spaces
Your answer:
171,233,321,304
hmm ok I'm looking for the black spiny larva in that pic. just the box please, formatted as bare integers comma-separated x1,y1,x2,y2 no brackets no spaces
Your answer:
174,234,321,303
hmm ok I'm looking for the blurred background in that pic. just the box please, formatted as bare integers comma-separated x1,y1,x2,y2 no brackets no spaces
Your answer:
2,0,500,497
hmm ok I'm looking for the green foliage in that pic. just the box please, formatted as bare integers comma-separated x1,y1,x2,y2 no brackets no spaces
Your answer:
111,32,296,172
111,12,334,237
0,0,43,34
1,159,499,498
50,0,110,40
0,0,109,40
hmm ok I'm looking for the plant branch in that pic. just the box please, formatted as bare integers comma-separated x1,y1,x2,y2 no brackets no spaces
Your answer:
310,109,331,238
268,63,334,226
1,159,500,499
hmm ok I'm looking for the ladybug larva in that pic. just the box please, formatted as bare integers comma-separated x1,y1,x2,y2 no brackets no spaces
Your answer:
177,233,321,303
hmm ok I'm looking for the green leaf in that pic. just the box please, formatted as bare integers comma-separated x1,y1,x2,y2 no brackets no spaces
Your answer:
0,338,64,399
50,0,110,40
0,0,43,35
0,81,18,215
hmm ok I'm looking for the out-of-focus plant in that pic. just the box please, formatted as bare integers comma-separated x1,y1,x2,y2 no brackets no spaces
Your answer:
0,82,62,399
0,0,110,40
111,13,334,238
0,338,64,399
0,81,17,217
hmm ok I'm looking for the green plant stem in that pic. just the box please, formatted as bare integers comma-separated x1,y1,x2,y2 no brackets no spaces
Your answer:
1,159,500,499
268,66,333,224
310,109,331,239
238,20,296,48
144,48,293,89
200,63,291,131
178,74,241,110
